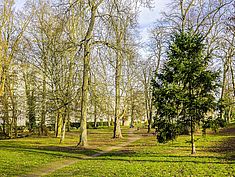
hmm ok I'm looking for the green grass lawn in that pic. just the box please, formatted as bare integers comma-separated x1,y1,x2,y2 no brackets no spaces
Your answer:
0,125,235,176
0,127,130,176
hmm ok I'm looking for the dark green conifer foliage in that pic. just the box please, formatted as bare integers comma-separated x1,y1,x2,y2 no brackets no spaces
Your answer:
152,31,220,154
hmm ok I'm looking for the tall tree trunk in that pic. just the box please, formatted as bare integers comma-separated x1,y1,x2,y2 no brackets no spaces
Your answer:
67,108,71,132
143,71,151,133
130,88,134,128
56,109,63,138
107,105,110,127
3,92,10,138
147,113,152,133
190,101,196,154
220,61,228,120
2,119,6,137
41,75,47,135
94,106,97,128
113,48,123,138
93,76,97,128
229,56,235,120
148,94,153,133
24,73,36,133
78,3,100,146
191,122,196,154
107,116,110,127
189,79,196,154
230,60,235,97
79,53,89,146
145,94,150,133
54,111,58,136
60,121,67,144
130,102,134,128
60,110,67,143
12,100,17,138
228,106,231,123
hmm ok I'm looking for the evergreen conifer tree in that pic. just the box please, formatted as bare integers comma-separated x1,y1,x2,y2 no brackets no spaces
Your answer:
152,31,220,154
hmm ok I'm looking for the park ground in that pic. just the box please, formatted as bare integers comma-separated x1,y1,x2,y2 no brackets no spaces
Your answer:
0,124,235,177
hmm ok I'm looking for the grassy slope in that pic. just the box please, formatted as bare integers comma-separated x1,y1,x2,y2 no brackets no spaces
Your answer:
0,125,235,176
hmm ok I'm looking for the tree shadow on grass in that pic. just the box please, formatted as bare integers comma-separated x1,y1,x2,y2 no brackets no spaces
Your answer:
0,144,102,159
90,157,235,165
102,150,225,160
86,148,235,164
92,137,235,165
204,125,235,161
1,140,234,166
205,136,235,160
1,126,235,166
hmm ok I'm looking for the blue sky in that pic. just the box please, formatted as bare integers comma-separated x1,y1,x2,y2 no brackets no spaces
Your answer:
15,0,170,57
139,0,171,28
15,0,170,29
137,0,171,59
15,0,24,9
138,0,171,46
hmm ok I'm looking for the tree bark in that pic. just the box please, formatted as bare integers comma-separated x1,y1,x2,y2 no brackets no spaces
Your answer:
113,48,123,138
230,59,235,97
191,124,196,154
130,98,134,128
56,109,62,138
220,61,228,120
2,91,11,138
41,74,47,135
93,76,97,128
78,2,100,146
60,110,67,143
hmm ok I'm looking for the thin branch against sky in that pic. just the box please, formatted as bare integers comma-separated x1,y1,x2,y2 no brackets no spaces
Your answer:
138,0,171,28
15,0,170,34
138,0,171,59
14,0,171,59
